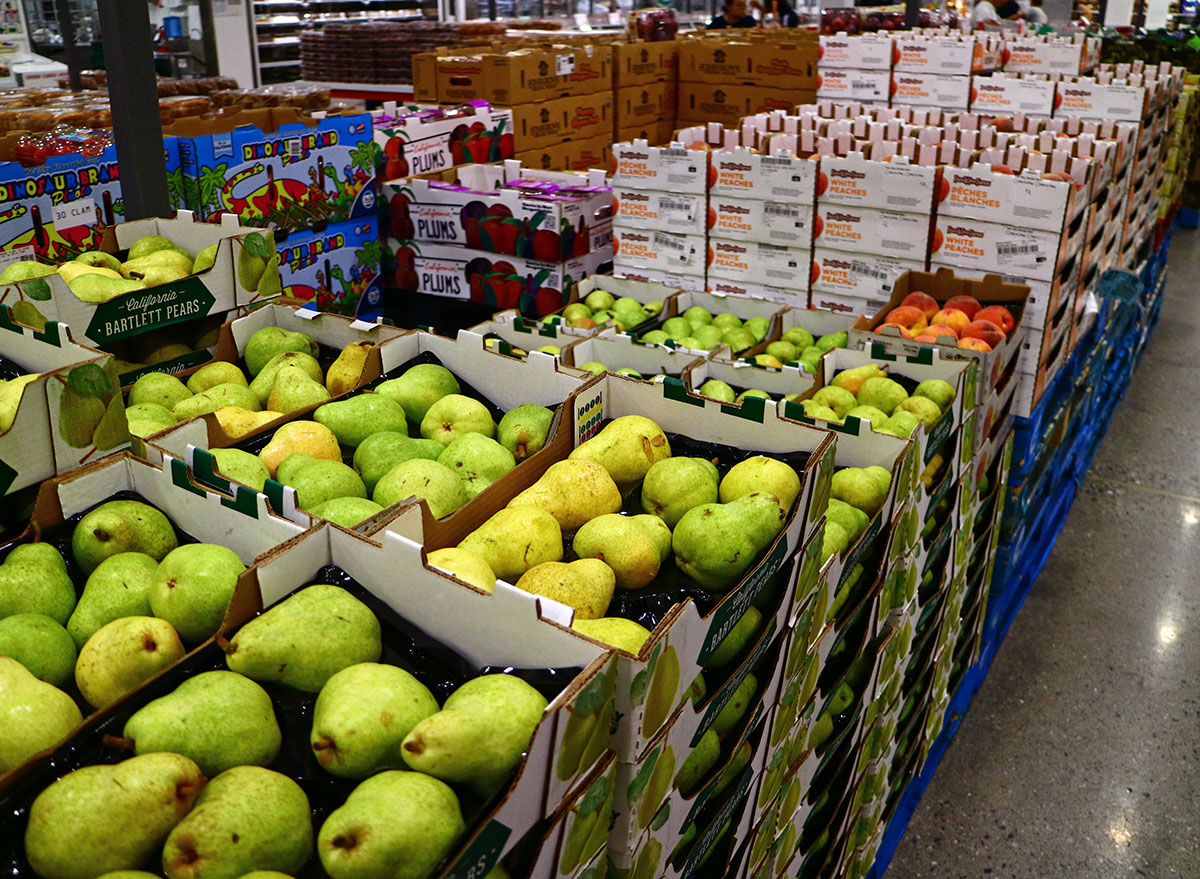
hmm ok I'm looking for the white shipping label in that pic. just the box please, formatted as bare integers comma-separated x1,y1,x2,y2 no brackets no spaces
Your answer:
53,197,97,230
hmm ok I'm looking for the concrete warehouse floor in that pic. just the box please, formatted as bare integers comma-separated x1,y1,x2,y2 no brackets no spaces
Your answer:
885,233,1200,878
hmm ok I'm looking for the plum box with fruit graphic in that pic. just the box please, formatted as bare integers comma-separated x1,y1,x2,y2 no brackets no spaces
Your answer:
170,109,376,233
386,237,613,317
276,216,383,318
385,163,610,261
373,100,516,181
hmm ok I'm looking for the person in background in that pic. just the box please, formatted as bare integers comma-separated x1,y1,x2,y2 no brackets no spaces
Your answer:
973,0,1022,24
708,0,758,28
1025,0,1049,24
768,0,800,26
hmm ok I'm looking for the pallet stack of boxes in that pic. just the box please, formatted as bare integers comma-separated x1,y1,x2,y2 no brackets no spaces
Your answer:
891,31,1002,111
613,40,680,147
817,32,895,108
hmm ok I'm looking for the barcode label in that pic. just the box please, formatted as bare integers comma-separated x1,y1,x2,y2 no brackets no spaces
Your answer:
764,203,801,218
762,156,792,167
667,173,699,185
659,196,698,222
766,269,793,280
662,148,689,158
286,138,302,158
761,243,788,254
996,242,1040,255
654,233,688,253
770,186,799,198
882,239,914,252
852,261,891,281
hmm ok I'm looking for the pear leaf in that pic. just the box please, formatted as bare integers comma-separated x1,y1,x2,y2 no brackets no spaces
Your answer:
626,748,658,803
579,776,609,814
66,363,113,398
651,803,670,831
242,232,272,260
575,673,608,716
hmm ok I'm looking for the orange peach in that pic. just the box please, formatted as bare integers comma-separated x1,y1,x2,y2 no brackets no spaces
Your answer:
884,305,928,333
957,337,992,352
991,163,1016,175
877,322,915,340
931,308,970,336
991,115,1014,132
961,319,1005,349
901,291,940,320
942,295,981,320
975,305,1015,335
916,324,959,341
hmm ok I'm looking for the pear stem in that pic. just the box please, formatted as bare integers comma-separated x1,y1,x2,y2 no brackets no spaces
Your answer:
103,734,135,751
215,633,235,655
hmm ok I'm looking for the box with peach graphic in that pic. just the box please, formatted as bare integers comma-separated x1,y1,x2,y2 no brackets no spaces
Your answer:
611,186,708,235
818,34,896,70
611,139,712,194
813,204,930,260
816,68,892,103
814,151,939,213
612,228,708,278
711,194,813,247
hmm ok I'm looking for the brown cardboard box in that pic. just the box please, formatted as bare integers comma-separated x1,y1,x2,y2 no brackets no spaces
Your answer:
432,47,613,105
614,41,679,86
616,119,677,147
679,38,817,89
614,81,677,130
512,92,614,151
515,134,613,172
676,82,816,124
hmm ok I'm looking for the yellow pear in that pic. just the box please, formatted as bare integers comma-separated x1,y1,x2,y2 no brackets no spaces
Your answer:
326,342,373,396
213,406,284,438
258,420,341,477
0,373,40,433
57,263,121,284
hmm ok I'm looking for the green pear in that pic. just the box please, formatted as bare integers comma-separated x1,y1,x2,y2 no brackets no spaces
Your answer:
420,394,495,445
0,613,76,686
640,457,719,528
514,559,615,618
703,606,762,668
125,402,177,438
879,410,921,438
675,729,720,795
93,872,160,878
227,584,382,692
75,615,186,708
682,306,712,325
124,670,281,776
718,456,800,510
568,415,671,489
575,361,607,376
857,377,908,416
75,251,122,271
275,452,318,486
914,378,956,411
744,316,771,341
437,433,516,497
640,329,670,345
845,405,888,429
661,316,690,337
826,498,869,543
507,458,622,531
243,327,319,377
24,752,205,878
282,460,368,511
0,655,80,770
162,766,312,878
192,243,219,274
584,290,615,311
573,514,662,590
766,340,799,362
497,404,554,460
426,547,496,592
894,395,943,429
318,771,464,879
712,312,742,330
373,458,468,517
799,399,840,422
402,674,548,797
311,662,439,778
633,514,672,565
571,617,651,654
0,259,56,282
698,379,736,402
149,544,247,645
129,372,193,410
374,363,462,423
691,325,725,349
672,493,786,590
68,274,147,303
0,542,75,623
249,351,324,406
721,327,758,352
174,383,262,420
816,330,848,352
267,365,331,415
128,234,190,261
782,327,815,349
212,448,271,492
712,673,756,734
67,552,158,648
352,431,444,495
830,364,886,396
309,497,384,529
186,361,248,394
820,519,850,569
122,252,194,281
315,394,409,447
811,386,857,418
831,467,890,515
457,506,563,582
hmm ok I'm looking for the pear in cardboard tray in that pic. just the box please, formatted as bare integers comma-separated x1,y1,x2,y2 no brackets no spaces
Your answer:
285,460,367,511
67,552,159,648
420,393,495,446
311,662,439,779
243,326,319,377
249,351,323,406
572,617,652,654
372,458,468,518
212,448,271,492
59,262,121,284
568,415,671,490
426,547,497,592
830,466,892,516
831,364,886,396
68,273,146,303
187,362,248,394
309,497,384,530
508,459,622,532
24,752,205,879
258,420,340,477
457,506,563,582
214,406,283,439
437,433,516,498
514,559,615,618
175,383,261,420
857,377,908,416
894,395,942,429
318,771,464,879
498,403,554,460
72,499,178,576
402,674,548,797
75,250,122,272
673,493,786,591
226,584,382,692
75,615,186,709
573,514,662,590
162,766,312,879
0,259,55,282
845,405,888,429
914,378,956,411
129,372,193,410
315,394,408,447
125,402,177,439
374,363,461,423
149,544,247,645
191,243,218,274
0,655,81,770
719,456,800,510
640,457,718,528
326,341,373,396
128,234,190,261
0,542,76,623
0,613,76,687
124,670,281,777
353,431,443,495
268,365,332,415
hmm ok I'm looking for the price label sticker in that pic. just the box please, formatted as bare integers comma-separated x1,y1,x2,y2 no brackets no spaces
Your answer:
0,244,34,269
556,54,575,76
52,197,97,230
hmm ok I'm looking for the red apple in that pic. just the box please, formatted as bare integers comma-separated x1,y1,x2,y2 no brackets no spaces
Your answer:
901,291,940,320
975,305,1015,335
884,305,929,333
961,319,1005,349
943,295,981,319
931,307,970,336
